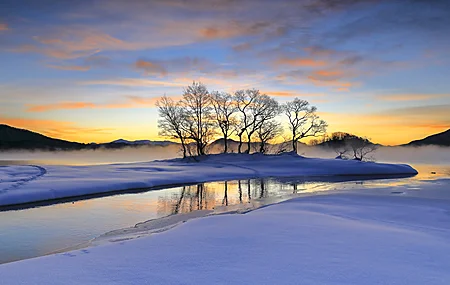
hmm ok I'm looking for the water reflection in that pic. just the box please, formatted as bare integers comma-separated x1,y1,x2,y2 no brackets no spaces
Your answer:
155,177,375,216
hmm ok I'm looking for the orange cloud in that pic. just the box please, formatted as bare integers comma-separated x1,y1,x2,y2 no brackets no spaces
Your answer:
46,65,91,71
27,102,97,112
313,70,344,78
275,57,326,67
135,59,168,77
199,21,271,40
81,78,185,87
264,91,324,98
26,96,181,112
307,78,354,92
0,23,8,31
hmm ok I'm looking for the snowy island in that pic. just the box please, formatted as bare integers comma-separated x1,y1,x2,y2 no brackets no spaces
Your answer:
0,153,417,207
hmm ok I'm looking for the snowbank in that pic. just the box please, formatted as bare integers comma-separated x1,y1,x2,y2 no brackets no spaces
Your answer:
0,153,417,207
1,193,449,285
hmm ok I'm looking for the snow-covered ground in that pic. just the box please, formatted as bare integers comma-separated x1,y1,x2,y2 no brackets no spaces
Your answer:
0,153,417,207
1,192,449,285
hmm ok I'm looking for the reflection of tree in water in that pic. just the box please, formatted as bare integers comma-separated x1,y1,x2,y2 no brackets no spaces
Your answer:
157,178,305,216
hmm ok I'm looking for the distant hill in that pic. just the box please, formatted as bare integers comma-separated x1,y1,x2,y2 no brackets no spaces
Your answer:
0,124,85,150
0,124,180,151
110,139,176,147
406,129,450,147
314,132,377,148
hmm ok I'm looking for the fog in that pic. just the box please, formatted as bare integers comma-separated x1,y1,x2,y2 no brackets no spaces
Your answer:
0,145,181,165
0,145,449,166
297,145,450,165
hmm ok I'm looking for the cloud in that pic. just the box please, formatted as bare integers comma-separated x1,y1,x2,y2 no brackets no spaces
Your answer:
232,42,252,52
307,69,347,81
276,69,356,92
198,21,273,40
274,57,326,67
27,102,97,112
264,91,324,98
134,59,168,77
0,23,8,31
25,95,176,112
134,57,213,77
80,78,186,87
45,55,112,71
376,94,448,102
46,65,91,71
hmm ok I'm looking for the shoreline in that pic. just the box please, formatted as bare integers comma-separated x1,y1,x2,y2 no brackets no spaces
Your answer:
0,172,416,211
0,153,418,208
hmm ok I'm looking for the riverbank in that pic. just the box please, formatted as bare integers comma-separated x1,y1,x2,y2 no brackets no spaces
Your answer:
1,189,449,285
0,152,417,207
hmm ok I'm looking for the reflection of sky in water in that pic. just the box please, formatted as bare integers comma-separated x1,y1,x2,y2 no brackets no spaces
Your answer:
0,163,449,265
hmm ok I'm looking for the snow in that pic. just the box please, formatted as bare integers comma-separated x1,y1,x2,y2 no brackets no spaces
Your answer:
0,153,417,207
1,192,449,285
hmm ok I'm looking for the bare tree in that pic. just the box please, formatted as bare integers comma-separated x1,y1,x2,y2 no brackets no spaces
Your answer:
181,82,214,156
243,94,280,153
348,137,378,161
234,89,260,153
282,98,327,153
256,120,283,153
156,96,188,158
211,91,237,153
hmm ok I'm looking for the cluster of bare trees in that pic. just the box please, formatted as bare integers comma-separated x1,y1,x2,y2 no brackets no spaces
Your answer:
156,82,327,158
311,132,378,161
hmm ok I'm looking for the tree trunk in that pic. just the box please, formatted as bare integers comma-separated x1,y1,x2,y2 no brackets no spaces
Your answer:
292,131,297,153
223,135,228,153
180,137,187,158
259,142,265,153
246,132,253,154
238,134,243,153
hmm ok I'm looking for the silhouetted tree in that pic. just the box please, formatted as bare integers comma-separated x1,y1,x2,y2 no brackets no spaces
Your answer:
182,82,214,156
348,136,378,161
282,98,327,153
324,132,377,161
156,96,188,158
256,120,283,153
211,91,237,153
243,94,280,153
234,89,260,153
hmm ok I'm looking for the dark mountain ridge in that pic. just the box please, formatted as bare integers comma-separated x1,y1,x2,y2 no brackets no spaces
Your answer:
406,129,450,147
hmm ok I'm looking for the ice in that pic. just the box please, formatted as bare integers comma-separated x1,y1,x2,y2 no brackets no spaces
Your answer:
0,153,417,207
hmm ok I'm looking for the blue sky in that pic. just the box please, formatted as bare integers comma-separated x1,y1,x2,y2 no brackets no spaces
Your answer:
0,0,449,144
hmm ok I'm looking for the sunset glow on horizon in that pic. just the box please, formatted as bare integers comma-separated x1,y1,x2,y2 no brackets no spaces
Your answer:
1,0,449,145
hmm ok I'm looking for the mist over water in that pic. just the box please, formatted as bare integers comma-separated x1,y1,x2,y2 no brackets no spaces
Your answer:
0,145,181,165
0,145,449,166
294,145,450,166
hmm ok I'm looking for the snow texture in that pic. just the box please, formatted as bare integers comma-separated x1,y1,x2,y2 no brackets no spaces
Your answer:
1,193,449,285
0,153,417,207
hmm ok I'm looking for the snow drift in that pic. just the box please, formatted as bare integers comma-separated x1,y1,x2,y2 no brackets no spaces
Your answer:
0,193,448,285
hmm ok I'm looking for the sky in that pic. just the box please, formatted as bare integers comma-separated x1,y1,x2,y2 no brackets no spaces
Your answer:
0,0,449,145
